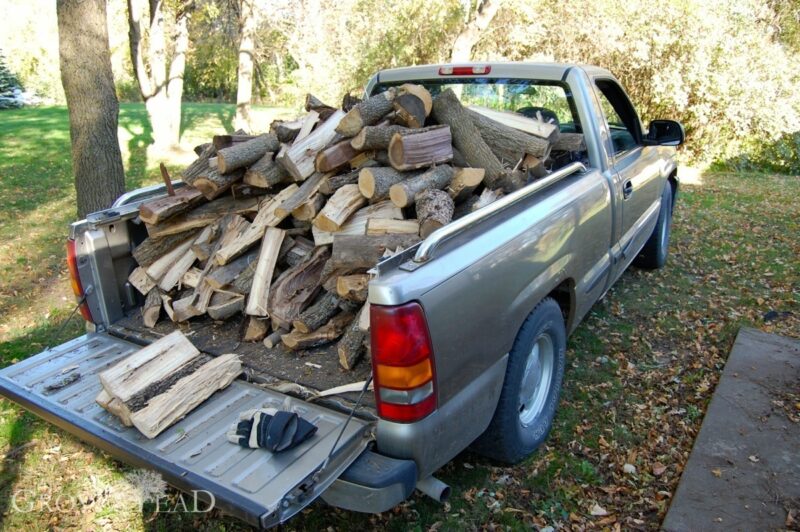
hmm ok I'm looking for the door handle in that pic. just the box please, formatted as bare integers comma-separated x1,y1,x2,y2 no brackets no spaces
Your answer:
622,180,633,199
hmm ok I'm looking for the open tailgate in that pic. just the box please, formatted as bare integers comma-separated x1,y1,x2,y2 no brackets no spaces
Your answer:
0,332,371,528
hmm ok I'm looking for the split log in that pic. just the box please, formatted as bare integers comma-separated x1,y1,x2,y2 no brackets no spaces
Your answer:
205,249,258,289
350,125,408,151
336,274,369,302
358,167,420,202
181,267,203,288
99,330,200,407
358,300,370,331
416,189,455,238
316,140,359,172
245,227,285,316
128,354,241,438
313,184,366,232
330,234,421,270
469,105,559,141
467,108,551,161
274,172,326,218
455,188,503,218
338,305,368,370
214,184,298,265
523,155,548,179
132,231,199,267
447,167,485,201
278,110,345,181
291,193,325,221
142,288,162,328
145,237,195,283
230,261,256,294
312,200,402,246
281,312,354,350
551,133,585,152
393,93,427,128
387,126,453,171
192,167,246,200
284,237,314,268
212,133,256,151
271,119,302,144
128,266,156,295
182,144,216,185
292,292,342,333
170,294,203,322
319,169,360,195
389,165,454,208
243,317,269,342
294,111,320,144
96,389,132,426
267,247,330,330
305,93,337,119
243,153,289,189
398,83,432,116
139,187,205,225
335,89,396,137
432,89,504,187
366,218,420,236
207,290,245,320
144,196,258,239
217,134,280,174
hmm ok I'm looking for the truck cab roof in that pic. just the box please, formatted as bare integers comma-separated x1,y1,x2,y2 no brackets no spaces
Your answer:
373,62,617,85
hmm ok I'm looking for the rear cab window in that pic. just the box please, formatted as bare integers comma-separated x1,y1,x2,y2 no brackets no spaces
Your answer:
593,79,643,158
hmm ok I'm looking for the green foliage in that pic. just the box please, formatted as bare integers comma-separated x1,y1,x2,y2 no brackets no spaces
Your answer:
0,49,22,108
477,0,800,172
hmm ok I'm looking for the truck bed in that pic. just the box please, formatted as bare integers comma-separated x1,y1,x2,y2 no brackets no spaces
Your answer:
109,310,375,409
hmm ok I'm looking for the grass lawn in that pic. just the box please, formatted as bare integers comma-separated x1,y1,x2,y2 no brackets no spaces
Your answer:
0,104,798,530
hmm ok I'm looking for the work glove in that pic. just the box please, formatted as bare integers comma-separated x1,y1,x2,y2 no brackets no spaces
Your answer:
227,408,317,452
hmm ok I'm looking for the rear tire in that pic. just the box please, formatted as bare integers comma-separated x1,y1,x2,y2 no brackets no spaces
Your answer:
634,183,673,269
471,298,566,464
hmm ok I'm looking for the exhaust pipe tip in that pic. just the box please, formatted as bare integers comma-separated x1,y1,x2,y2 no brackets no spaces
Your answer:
416,475,451,503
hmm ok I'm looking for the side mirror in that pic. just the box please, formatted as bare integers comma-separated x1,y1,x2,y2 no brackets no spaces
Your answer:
645,119,685,146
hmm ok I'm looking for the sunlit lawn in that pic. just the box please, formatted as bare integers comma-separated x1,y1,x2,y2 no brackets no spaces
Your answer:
0,104,797,530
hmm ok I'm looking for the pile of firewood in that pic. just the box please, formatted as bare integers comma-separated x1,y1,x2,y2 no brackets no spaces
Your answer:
127,84,582,372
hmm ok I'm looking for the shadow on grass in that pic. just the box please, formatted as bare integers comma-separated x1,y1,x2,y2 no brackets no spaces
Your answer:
181,103,235,137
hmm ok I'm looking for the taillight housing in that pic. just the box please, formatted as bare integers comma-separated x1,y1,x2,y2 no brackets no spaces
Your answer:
66,239,94,322
371,302,437,423
438,65,492,76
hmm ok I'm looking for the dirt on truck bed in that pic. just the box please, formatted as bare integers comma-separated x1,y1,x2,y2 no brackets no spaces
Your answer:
110,311,375,408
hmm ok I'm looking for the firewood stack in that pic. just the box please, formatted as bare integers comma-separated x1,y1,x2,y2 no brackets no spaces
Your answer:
128,85,573,372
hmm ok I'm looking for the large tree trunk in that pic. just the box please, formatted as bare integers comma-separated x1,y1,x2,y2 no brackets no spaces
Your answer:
450,0,503,62
127,0,189,149
57,0,126,218
234,0,256,131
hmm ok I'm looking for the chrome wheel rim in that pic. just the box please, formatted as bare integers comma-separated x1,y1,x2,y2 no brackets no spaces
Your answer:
518,334,555,426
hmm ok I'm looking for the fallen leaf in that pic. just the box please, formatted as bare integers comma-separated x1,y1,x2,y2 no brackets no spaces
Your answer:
748,455,759,463
590,503,609,516
623,463,636,474
711,468,722,478
652,462,667,476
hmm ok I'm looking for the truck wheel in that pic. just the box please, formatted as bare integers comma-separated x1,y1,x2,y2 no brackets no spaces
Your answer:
471,298,566,464
634,183,673,269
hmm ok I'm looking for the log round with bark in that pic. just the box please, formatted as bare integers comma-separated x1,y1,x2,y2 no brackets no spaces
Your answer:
398,84,432,116
335,89,396,137
337,315,367,370
389,165,454,208
393,93,427,128
359,167,418,201
467,109,550,161
350,125,408,151
217,134,280,174
416,189,455,238
193,168,245,200
431,89,505,187
292,292,341,333
243,153,288,188
387,125,453,171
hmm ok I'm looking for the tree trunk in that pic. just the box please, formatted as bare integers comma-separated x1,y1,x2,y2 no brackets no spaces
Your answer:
57,0,126,218
234,0,256,131
127,0,189,149
450,0,503,62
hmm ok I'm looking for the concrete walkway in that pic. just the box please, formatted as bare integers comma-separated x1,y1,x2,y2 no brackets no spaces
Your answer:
663,327,799,531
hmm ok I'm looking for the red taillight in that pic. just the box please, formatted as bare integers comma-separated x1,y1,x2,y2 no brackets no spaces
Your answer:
66,239,93,322
438,65,492,76
371,302,436,423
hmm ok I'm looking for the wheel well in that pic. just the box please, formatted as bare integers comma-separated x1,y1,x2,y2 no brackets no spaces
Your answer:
547,280,574,331
668,171,678,213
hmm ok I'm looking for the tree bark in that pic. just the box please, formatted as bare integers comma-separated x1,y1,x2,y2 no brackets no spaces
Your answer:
338,310,367,370
234,0,256,131
359,167,421,202
389,165,455,208
218,134,279,174
387,126,453,171
416,189,455,238
57,0,126,218
335,89,397,137
127,0,189,149
450,0,503,62
468,109,551,161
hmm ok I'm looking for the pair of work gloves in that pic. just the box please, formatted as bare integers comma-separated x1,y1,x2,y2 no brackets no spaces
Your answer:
227,408,317,452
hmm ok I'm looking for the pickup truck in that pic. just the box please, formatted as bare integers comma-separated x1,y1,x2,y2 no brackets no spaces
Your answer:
0,62,683,528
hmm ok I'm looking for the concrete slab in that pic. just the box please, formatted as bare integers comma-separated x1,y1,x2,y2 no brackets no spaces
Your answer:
663,327,799,531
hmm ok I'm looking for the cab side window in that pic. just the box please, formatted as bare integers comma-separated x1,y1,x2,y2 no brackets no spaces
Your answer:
594,80,642,157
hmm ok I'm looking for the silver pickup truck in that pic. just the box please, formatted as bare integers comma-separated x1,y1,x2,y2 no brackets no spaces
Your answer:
0,62,683,528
